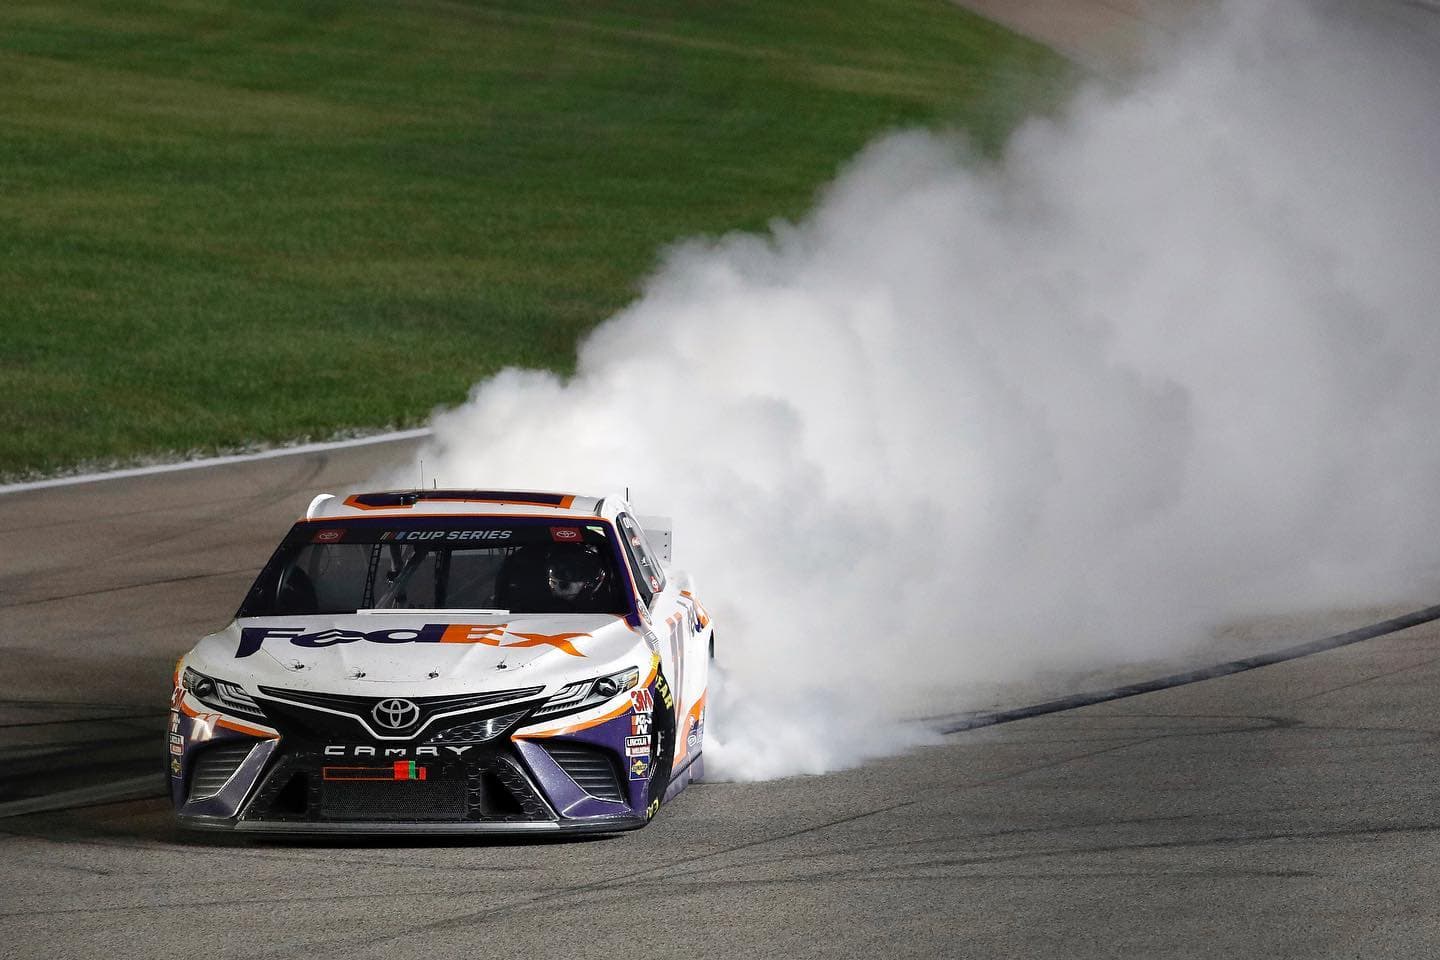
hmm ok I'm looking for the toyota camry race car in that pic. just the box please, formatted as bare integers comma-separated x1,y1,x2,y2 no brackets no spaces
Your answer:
169,490,712,835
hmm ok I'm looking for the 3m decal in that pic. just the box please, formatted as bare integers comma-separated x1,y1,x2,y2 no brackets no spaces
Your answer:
550,526,583,542
631,689,654,714
625,735,650,757
312,528,346,544
629,757,650,780
322,761,428,782
236,623,590,658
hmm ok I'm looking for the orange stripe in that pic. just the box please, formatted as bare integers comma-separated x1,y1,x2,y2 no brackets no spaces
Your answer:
301,511,606,525
178,699,278,739
514,699,632,739
218,717,278,738
673,690,708,765
514,658,659,739
340,495,578,512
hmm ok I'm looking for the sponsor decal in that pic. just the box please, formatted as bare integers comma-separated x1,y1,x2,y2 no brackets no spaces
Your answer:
324,745,472,758
322,760,428,782
550,526,582,543
649,575,661,592
168,733,183,746
687,705,706,749
236,623,589,658
169,713,180,733
169,742,183,756
631,713,652,737
646,798,660,819
642,629,660,653
312,528,346,543
631,688,654,715
654,673,674,710
625,735,650,757
378,529,513,542
170,758,181,776
629,756,650,780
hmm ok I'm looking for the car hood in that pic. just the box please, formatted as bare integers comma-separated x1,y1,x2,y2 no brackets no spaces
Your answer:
187,612,641,697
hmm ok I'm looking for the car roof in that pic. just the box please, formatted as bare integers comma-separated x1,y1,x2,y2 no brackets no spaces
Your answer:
304,489,614,521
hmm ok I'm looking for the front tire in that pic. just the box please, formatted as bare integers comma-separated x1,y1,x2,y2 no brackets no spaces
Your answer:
645,670,677,819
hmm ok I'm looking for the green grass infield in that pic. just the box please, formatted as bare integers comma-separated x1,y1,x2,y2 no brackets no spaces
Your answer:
0,0,1068,480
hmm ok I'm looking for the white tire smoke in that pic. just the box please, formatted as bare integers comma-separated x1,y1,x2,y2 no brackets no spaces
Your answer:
399,0,1440,780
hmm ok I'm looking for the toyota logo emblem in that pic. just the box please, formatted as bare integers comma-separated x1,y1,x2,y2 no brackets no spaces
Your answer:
372,698,420,730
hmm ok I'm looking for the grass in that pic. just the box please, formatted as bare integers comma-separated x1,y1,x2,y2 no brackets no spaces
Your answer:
0,0,1069,479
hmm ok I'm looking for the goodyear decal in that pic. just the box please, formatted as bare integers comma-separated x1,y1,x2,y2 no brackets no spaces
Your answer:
654,671,674,711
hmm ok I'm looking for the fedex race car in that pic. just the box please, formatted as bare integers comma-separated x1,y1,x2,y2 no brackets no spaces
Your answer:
169,490,712,835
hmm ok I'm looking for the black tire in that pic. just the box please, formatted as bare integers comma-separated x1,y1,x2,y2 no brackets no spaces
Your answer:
646,671,678,819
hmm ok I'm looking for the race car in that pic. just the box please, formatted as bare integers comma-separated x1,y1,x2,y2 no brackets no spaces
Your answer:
169,489,712,835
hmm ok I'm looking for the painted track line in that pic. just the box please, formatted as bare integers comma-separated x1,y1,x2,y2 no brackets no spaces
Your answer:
930,603,1440,734
0,428,432,496
0,774,165,819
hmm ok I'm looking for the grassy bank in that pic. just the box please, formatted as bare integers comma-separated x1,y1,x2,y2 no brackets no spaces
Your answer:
0,0,1068,479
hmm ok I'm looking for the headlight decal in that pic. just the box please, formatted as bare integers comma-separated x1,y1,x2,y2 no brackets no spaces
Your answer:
181,667,267,722
531,666,640,719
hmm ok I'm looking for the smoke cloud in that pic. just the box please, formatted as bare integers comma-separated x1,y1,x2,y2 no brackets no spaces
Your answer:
402,0,1440,779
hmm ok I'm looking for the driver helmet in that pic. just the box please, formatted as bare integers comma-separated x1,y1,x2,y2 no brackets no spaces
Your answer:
545,546,607,605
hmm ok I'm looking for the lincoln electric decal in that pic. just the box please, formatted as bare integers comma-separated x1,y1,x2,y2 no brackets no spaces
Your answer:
234,624,590,658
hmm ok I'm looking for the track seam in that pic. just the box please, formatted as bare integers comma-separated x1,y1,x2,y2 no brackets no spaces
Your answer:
929,604,1440,734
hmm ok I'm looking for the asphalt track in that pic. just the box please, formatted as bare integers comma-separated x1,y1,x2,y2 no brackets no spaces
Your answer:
5,416,1440,960
7,2,1440,957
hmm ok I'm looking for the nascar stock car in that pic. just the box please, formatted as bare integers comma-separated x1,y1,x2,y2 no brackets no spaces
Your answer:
169,489,713,835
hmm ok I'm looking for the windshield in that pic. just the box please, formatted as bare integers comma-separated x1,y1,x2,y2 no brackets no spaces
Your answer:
237,518,631,618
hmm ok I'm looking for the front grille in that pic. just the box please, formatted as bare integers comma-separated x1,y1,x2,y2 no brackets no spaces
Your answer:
239,749,555,824
543,741,625,802
188,742,255,801
254,686,545,740
321,779,467,821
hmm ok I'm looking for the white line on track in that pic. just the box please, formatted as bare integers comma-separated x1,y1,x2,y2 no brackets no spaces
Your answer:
0,774,164,819
0,428,433,496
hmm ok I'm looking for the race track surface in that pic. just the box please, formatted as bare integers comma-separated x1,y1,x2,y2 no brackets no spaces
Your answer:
6,3,1440,955
3,446,1440,958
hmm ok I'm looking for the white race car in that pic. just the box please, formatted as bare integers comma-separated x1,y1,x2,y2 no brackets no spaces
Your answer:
169,489,712,835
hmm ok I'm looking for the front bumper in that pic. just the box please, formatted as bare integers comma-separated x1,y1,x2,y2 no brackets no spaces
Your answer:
170,706,675,836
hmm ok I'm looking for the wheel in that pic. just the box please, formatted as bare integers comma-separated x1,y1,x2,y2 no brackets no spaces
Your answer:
645,670,678,819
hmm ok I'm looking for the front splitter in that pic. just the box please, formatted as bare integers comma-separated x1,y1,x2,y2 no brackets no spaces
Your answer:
177,814,647,836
